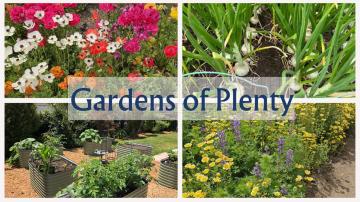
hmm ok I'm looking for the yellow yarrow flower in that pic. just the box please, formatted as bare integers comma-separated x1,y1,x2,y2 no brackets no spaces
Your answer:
170,6,178,20
251,186,259,197
305,177,314,182
273,191,281,197
223,162,231,170
193,190,206,198
213,177,221,183
295,175,303,182
202,169,209,174
185,163,196,169
209,162,216,167
305,170,311,175
184,143,192,148
201,156,210,163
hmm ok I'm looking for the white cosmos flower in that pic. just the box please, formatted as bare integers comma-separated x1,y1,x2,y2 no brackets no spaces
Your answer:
5,46,13,59
48,35,58,44
9,54,27,66
27,31,43,43
66,37,74,46
23,67,40,80
84,58,94,67
59,38,68,49
41,73,55,83
98,19,109,28
36,62,48,74
24,20,35,30
26,79,39,90
58,17,69,27
106,42,117,53
25,40,38,54
14,39,30,52
12,77,27,93
71,32,82,42
64,13,73,21
5,26,15,36
77,39,87,48
34,10,45,19
86,33,97,43
52,15,62,23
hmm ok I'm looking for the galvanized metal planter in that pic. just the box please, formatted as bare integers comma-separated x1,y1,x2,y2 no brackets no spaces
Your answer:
123,183,148,198
30,156,77,198
157,160,177,189
83,137,113,155
116,143,152,157
19,149,31,168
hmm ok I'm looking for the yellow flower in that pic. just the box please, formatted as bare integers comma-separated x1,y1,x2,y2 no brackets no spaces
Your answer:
213,177,221,183
223,163,231,170
251,186,259,197
170,6,178,20
182,192,191,198
184,143,192,148
182,179,186,184
246,181,253,187
295,175,303,182
216,172,221,177
305,177,314,182
196,173,208,182
201,156,210,163
273,191,281,197
185,163,196,169
262,178,271,187
209,162,216,167
204,146,211,151
215,158,222,163
215,151,223,157
305,170,311,175
197,142,205,148
202,169,209,174
144,3,157,10
295,163,304,169
193,190,206,198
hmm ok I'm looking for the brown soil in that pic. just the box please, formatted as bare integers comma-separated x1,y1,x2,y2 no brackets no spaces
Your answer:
306,133,355,198
5,148,177,198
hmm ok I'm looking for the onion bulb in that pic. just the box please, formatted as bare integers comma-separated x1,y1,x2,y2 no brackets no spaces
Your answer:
241,40,252,55
306,67,319,79
289,77,302,92
290,56,296,67
286,44,296,54
246,26,258,39
234,61,250,76
250,16,259,24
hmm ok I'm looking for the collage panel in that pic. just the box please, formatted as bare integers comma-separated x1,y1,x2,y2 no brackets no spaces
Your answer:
182,103,355,198
4,103,178,198
5,3,178,98
182,3,355,98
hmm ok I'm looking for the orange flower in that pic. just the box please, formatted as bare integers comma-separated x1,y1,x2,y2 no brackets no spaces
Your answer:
58,81,68,90
116,37,127,45
107,66,113,75
74,71,85,77
88,71,97,77
85,28,98,37
50,66,64,78
96,58,104,66
91,9,99,21
25,86,34,95
86,77,97,88
78,51,87,60
5,81,13,96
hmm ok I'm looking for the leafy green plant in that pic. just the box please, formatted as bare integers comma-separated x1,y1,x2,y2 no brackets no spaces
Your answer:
42,132,65,147
57,152,153,197
30,144,59,174
168,149,178,162
79,129,102,144
8,138,40,166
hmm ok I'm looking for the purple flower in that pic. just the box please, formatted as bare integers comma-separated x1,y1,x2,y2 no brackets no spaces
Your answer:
280,185,288,195
200,126,206,133
231,120,241,142
113,51,121,60
278,137,285,155
217,130,227,153
252,162,262,177
286,149,293,166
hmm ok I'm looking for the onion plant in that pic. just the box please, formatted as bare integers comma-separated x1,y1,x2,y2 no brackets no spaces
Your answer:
271,3,355,97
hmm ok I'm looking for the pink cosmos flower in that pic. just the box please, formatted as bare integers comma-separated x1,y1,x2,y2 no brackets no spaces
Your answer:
42,14,57,30
123,39,141,53
69,13,81,26
63,3,77,8
99,4,116,13
10,6,26,23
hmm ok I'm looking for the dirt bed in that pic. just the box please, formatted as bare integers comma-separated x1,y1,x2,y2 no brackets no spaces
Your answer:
5,148,177,198
306,133,355,198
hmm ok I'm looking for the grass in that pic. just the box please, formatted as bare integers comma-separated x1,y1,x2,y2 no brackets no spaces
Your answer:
125,131,177,155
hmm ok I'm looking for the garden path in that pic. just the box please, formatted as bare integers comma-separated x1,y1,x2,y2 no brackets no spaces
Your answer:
307,133,355,198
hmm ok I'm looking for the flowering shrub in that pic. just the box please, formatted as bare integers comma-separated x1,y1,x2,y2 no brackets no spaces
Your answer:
183,104,355,198
5,3,178,97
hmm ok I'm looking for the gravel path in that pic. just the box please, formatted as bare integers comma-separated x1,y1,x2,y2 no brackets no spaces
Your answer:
5,148,177,198
307,132,355,198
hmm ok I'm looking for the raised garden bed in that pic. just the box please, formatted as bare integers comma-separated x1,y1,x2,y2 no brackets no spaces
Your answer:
30,156,77,197
157,159,177,189
19,149,31,168
83,137,113,155
116,143,153,157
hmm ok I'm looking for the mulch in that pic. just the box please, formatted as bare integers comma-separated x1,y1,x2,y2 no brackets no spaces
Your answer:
5,148,177,198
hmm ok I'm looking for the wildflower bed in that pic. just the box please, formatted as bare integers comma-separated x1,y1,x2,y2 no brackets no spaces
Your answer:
5,3,178,97
182,104,355,198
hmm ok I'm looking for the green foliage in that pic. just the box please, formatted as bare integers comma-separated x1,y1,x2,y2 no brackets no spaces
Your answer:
30,144,59,174
57,152,153,197
8,138,41,166
42,132,64,147
5,103,41,157
79,129,102,143
168,149,178,162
